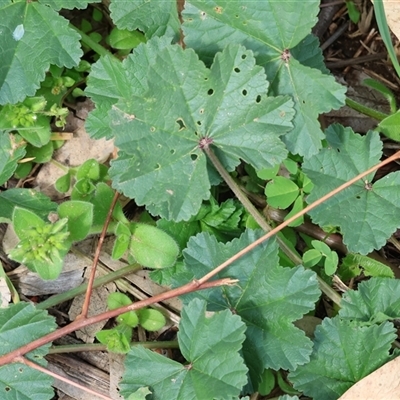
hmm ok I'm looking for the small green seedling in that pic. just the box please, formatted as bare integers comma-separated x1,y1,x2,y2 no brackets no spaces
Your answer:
96,292,167,353
302,240,339,276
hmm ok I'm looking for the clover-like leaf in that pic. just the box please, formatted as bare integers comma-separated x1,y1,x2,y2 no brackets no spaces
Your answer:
173,230,320,389
182,1,346,157
120,299,248,399
288,317,396,400
105,40,294,221
0,302,57,399
0,1,82,104
303,124,400,254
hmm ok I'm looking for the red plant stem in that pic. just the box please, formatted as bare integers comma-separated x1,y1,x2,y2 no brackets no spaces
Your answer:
78,191,120,319
0,278,237,367
15,356,113,400
198,149,400,284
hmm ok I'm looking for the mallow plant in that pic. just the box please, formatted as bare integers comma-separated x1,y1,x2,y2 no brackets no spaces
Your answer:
1,1,400,399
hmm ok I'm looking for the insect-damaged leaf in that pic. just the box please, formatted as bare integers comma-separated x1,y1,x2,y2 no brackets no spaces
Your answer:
87,38,294,221
182,0,346,158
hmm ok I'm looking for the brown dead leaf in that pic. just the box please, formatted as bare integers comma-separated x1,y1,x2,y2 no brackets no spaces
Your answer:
339,356,400,399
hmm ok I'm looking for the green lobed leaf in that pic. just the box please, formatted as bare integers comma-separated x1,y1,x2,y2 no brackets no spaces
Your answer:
120,299,248,399
182,1,346,157
0,2,82,104
84,53,135,139
303,124,400,254
339,277,400,322
109,0,180,40
107,40,294,221
174,230,320,389
288,317,396,400
0,302,57,400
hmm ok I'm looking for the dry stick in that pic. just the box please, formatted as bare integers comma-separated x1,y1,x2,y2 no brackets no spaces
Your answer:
78,191,120,319
0,277,237,367
15,356,113,400
201,146,400,287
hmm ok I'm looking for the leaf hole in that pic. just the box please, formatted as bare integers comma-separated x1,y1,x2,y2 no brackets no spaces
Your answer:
207,88,214,95
150,126,155,132
199,109,204,114
256,95,261,103
18,368,23,373
154,163,161,170
170,149,176,155
235,14,239,18
242,89,248,96
191,154,198,161
176,118,186,130
241,54,247,59
356,196,361,199
200,11,206,19
196,121,201,126
5,387,10,392
234,67,240,73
